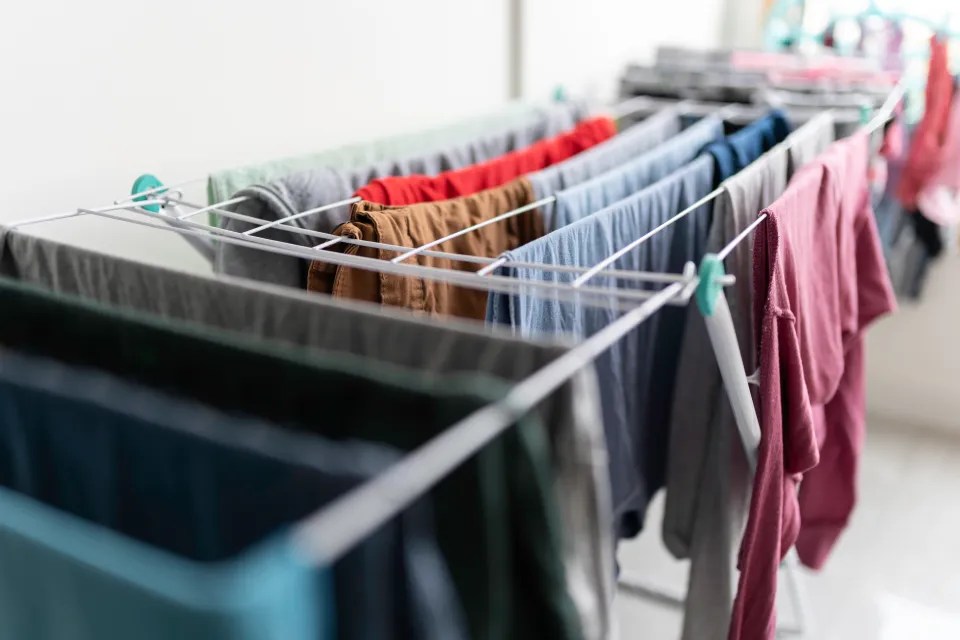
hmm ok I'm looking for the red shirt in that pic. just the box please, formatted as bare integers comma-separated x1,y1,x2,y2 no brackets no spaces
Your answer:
897,35,954,209
735,132,895,640
355,117,616,205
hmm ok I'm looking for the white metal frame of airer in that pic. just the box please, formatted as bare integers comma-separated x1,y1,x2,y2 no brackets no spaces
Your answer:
9,181,779,625
8,81,902,638
10,181,798,634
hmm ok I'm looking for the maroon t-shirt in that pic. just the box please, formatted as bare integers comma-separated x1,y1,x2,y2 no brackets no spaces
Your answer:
796,133,897,568
734,131,896,640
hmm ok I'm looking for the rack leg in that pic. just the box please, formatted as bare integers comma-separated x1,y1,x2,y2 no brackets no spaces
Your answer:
701,293,761,469
777,550,809,637
617,290,813,636
701,291,811,637
617,572,685,609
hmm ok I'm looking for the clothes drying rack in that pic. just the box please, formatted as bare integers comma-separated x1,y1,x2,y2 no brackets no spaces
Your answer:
7,82,902,638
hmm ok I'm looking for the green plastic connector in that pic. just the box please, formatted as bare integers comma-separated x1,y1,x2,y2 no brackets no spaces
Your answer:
552,85,568,103
131,174,165,213
696,253,725,317
859,104,872,126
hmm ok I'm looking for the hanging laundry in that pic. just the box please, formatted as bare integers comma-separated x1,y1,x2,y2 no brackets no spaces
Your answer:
488,155,716,538
889,39,956,297
897,35,954,210
703,109,791,186
309,178,543,319
215,101,587,288
0,277,584,640
0,350,469,640
0,225,614,640
529,107,690,226
796,132,898,566
550,116,725,230
0,486,332,640
735,131,896,640
786,112,839,175
915,80,960,225
485,111,790,542
207,101,587,207
663,113,835,640
876,109,947,300
356,117,617,205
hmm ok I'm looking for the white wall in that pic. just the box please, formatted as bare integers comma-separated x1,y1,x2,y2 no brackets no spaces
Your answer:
867,256,960,434
0,0,740,219
521,0,727,102
720,0,767,49
0,0,731,271
0,0,517,218
0,0,512,269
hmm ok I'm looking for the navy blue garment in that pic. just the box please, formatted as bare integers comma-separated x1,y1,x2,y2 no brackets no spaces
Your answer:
703,110,792,186
0,350,466,640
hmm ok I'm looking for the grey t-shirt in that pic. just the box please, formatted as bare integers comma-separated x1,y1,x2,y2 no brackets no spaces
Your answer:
488,155,715,539
0,226,614,640
786,112,838,177
662,113,835,640
215,102,587,289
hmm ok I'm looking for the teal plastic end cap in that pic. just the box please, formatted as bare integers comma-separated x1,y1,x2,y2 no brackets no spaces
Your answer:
696,254,725,317
131,174,165,213
859,104,872,126
552,85,568,103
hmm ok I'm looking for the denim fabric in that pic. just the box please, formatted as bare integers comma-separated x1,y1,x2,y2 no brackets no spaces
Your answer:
528,108,685,228
551,116,725,230
488,155,715,538
704,110,791,185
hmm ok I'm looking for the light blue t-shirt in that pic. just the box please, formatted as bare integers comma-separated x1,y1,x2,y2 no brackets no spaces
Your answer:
488,155,715,538
529,108,685,227
551,116,724,231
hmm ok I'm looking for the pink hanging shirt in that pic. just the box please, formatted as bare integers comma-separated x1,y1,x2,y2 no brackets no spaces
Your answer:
795,133,898,568
916,89,960,225
734,132,896,640
897,35,954,209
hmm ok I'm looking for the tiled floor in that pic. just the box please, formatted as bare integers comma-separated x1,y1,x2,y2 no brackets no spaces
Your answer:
616,420,960,639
